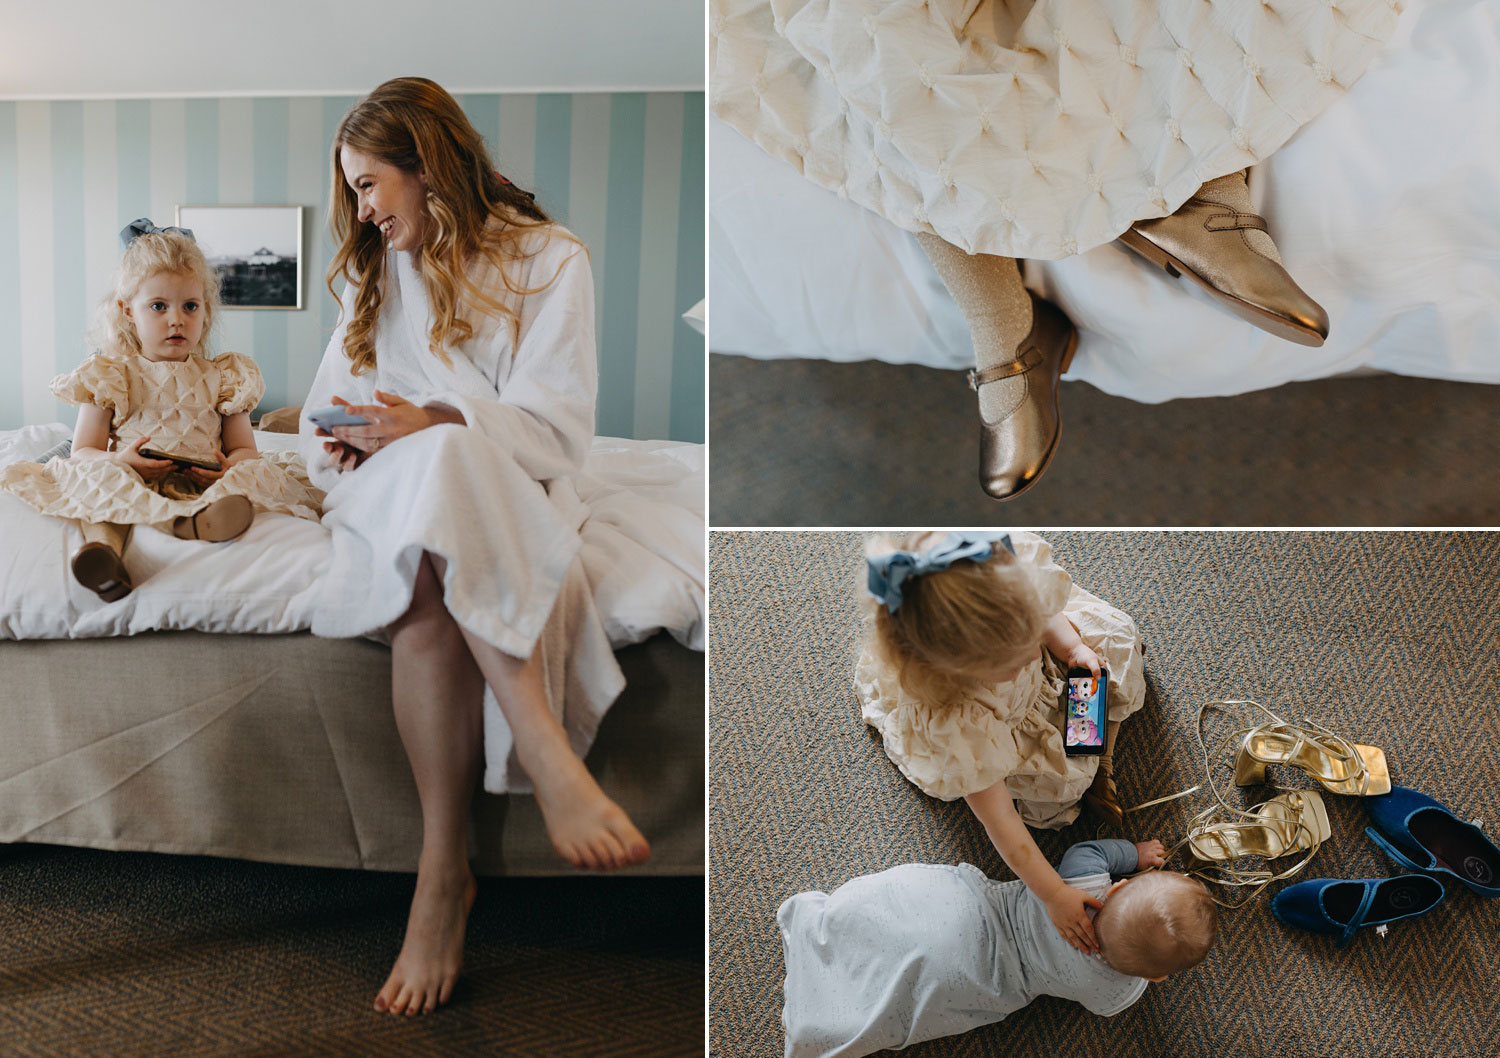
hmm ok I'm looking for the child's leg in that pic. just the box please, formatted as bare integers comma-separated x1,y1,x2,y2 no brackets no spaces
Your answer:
172,495,254,542
1083,719,1124,828
72,521,134,600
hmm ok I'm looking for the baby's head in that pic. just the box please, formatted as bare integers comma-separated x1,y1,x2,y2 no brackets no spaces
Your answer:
863,531,1048,704
95,227,220,360
1094,871,1218,980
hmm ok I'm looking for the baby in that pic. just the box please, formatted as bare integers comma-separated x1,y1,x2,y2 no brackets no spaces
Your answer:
778,839,1217,1058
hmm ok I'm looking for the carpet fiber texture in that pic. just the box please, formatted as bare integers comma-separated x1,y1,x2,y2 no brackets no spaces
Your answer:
0,846,702,1057
709,355,1500,525
709,531,1500,1058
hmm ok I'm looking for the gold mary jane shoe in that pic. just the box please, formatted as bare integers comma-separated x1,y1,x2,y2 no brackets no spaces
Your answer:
973,292,1077,500
71,543,133,602
1118,183,1330,347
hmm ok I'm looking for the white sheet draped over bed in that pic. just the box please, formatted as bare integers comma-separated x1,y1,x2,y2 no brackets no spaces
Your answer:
709,0,1500,400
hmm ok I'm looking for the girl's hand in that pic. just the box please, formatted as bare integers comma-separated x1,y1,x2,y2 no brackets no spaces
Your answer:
185,447,227,488
1045,884,1104,955
327,391,433,456
113,435,174,482
1064,643,1103,678
1135,839,1167,870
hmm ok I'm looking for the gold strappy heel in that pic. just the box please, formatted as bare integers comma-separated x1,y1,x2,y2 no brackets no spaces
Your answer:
1227,700,1390,796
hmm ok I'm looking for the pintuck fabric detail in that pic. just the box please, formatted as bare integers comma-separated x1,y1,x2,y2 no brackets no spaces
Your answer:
711,0,1403,259
856,531,1144,827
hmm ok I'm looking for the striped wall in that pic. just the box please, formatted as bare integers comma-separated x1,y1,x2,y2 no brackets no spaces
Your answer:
0,92,705,443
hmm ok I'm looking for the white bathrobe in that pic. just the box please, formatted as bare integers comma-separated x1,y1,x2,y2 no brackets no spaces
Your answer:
299,224,623,794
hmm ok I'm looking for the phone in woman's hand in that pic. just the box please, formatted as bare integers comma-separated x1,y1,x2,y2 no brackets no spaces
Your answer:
307,406,372,430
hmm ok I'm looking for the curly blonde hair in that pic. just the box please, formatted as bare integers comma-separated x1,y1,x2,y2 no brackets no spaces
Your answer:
91,230,220,358
326,76,580,374
862,532,1049,708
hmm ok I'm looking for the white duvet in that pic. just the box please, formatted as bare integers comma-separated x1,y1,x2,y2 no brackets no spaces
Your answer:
0,425,705,651
709,0,1500,400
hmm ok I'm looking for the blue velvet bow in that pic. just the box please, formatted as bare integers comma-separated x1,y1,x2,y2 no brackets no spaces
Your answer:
119,217,194,251
866,532,1015,614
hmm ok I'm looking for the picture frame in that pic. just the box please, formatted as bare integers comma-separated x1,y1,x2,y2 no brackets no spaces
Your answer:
174,204,304,310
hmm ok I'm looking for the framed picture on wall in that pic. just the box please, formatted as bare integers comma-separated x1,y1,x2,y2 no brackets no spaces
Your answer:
175,205,304,310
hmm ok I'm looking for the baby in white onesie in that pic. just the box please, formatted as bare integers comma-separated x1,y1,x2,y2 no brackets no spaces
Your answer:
778,839,1218,1058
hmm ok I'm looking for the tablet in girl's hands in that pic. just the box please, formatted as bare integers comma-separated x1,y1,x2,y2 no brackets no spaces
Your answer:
307,406,372,430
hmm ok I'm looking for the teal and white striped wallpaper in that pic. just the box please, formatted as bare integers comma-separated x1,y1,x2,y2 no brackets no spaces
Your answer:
0,91,705,442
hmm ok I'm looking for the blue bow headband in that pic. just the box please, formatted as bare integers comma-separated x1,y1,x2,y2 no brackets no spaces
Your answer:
866,532,1015,614
119,218,194,252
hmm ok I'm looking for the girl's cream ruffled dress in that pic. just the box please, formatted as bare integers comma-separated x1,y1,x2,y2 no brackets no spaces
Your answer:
0,352,322,526
856,531,1144,828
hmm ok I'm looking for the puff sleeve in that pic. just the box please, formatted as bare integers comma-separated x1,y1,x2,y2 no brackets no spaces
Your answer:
856,650,1023,802
213,353,267,414
50,354,131,415
1010,531,1073,617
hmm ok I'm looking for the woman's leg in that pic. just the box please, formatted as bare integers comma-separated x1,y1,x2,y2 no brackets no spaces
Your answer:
429,554,651,871
376,551,485,1016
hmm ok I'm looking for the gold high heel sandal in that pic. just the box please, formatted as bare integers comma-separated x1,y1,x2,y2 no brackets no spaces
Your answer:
1171,790,1329,903
1223,699,1391,797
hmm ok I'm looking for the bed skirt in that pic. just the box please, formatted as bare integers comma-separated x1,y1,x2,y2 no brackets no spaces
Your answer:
0,631,703,876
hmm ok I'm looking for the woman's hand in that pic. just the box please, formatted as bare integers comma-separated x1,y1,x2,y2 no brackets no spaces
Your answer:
1135,839,1168,870
112,435,174,483
1044,883,1104,955
326,391,434,456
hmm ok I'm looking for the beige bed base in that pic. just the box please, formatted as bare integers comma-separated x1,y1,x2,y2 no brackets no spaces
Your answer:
0,631,703,876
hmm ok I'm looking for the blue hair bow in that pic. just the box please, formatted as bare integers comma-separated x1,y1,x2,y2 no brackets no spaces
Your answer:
866,532,1015,614
119,217,194,251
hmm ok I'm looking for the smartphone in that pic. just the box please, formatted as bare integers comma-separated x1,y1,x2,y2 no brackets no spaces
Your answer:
306,406,372,430
1063,667,1107,755
139,447,222,472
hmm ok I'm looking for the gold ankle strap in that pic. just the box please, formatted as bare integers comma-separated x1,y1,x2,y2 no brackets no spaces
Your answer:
968,345,1044,390
1203,212,1268,232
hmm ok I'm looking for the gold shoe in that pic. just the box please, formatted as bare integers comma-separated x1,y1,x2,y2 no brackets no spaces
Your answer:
71,542,133,602
973,292,1077,500
173,495,255,542
1174,790,1330,905
1228,701,1391,797
1118,178,1329,347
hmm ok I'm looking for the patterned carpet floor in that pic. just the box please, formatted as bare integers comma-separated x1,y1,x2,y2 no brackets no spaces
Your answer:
0,845,702,1057
709,355,1500,526
709,531,1500,1058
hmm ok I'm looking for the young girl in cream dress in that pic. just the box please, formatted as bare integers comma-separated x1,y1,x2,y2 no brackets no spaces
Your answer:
858,530,1145,954
0,221,321,600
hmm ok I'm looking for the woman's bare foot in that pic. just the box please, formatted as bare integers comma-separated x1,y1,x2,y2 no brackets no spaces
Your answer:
532,752,651,870
374,856,477,1015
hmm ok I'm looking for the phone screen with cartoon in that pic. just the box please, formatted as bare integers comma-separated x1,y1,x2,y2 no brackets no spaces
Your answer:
1064,667,1107,755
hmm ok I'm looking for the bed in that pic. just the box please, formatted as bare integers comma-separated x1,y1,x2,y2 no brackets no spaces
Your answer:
708,0,1500,401
0,424,705,876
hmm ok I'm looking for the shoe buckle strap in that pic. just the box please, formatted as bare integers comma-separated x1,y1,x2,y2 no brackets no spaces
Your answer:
968,345,1044,390
1338,882,1380,948
1204,212,1269,233
1364,825,1429,873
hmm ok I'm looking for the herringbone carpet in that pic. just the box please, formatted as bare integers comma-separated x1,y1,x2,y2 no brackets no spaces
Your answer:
0,846,702,1057
709,531,1500,1058
709,354,1500,526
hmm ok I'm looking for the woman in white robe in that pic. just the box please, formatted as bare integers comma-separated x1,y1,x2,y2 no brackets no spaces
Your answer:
299,77,649,1018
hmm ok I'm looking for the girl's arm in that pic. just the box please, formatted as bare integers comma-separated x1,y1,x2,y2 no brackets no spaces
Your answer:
965,779,1103,954
1044,612,1101,677
71,404,172,480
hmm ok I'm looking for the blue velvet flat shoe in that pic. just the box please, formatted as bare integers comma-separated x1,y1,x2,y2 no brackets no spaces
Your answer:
1272,875,1445,947
1364,786,1500,898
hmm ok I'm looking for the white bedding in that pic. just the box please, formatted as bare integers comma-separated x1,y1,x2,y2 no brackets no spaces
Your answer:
708,0,1500,401
0,425,705,651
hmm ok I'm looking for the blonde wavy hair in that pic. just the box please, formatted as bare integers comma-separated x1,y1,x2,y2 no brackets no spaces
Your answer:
92,230,220,358
862,532,1049,708
326,76,578,374
1095,871,1218,978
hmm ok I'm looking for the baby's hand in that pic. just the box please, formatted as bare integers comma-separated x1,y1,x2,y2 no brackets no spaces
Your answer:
1135,839,1167,870
114,435,174,482
1044,884,1103,955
